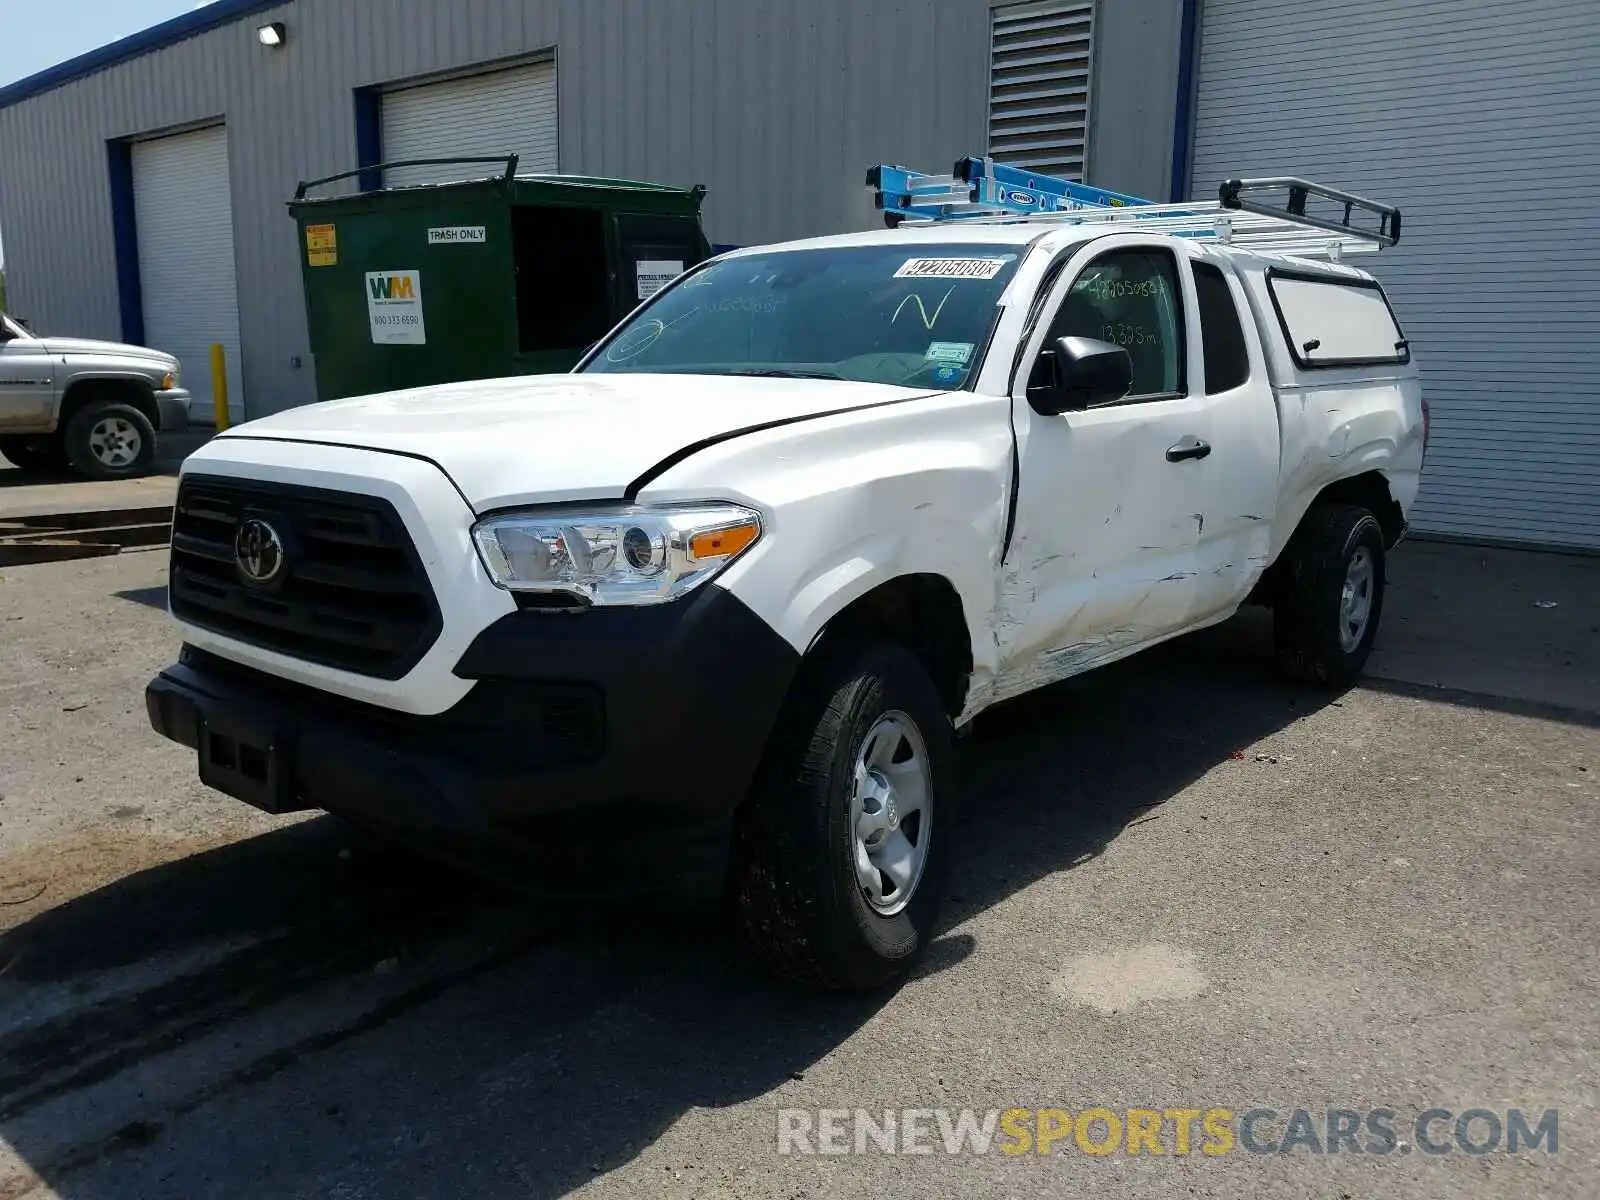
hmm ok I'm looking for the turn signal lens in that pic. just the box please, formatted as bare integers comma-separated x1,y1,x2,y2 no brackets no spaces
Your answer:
689,521,759,561
160,372,177,390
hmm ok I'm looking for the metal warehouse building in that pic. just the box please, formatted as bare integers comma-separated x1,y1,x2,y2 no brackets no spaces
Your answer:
0,0,1596,549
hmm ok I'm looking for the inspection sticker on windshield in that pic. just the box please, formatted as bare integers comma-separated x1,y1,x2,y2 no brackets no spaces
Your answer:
895,257,1008,280
924,341,974,364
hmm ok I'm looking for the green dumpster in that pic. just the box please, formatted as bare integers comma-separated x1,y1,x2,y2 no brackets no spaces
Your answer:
288,156,710,402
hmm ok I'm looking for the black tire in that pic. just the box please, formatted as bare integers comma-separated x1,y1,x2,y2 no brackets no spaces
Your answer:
732,641,953,990
0,435,70,474
1273,503,1386,688
63,399,157,480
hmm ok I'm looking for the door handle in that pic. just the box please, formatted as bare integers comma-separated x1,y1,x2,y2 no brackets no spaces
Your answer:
1165,437,1211,463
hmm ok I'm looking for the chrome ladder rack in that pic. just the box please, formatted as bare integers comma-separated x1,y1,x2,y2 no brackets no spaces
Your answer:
866,157,1402,261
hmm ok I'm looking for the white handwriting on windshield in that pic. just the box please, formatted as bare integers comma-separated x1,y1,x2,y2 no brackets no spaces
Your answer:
891,286,957,330
709,295,784,314
604,308,701,362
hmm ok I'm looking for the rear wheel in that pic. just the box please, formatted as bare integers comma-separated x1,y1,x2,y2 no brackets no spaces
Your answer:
732,641,952,990
1273,504,1387,688
63,399,157,480
0,435,70,474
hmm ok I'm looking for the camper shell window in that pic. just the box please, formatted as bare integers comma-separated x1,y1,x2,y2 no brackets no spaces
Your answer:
1266,268,1410,369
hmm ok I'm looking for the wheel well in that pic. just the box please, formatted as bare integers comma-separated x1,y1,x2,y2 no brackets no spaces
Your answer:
809,574,974,719
1247,472,1404,609
59,378,158,431
1309,471,1404,547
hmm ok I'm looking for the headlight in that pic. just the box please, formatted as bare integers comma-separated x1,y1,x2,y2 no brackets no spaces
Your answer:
471,503,762,606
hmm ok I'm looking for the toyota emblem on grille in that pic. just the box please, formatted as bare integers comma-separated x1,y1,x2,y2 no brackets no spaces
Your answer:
234,518,286,586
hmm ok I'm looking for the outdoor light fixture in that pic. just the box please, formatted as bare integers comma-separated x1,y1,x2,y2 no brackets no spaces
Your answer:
257,22,287,47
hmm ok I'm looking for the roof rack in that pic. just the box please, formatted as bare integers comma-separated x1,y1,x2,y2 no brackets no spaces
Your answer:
866,156,1401,260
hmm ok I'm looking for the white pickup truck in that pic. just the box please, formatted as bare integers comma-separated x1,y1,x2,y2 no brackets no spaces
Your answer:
145,174,1427,990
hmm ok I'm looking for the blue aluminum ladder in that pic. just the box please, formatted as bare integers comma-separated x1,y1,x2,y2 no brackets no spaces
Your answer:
865,156,1401,257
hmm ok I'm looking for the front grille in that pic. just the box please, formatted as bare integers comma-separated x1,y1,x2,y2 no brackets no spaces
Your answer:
169,476,442,679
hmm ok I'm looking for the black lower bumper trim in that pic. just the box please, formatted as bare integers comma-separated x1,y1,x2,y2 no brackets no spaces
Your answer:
146,585,800,894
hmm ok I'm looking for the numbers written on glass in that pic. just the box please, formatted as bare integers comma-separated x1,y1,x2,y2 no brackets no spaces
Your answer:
1077,276,1163,301
709,295,785,314
1102,322,1160,347
371,314,422,326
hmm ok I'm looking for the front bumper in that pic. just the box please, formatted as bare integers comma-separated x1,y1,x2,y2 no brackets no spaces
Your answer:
154,388,190,431
145,585,801,894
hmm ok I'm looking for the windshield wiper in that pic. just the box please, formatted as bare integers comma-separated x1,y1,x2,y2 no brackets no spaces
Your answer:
724,368,843,381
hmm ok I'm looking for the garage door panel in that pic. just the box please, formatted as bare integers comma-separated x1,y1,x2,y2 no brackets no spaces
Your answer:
132,125,243,423
382,61,557,187
1192,0,1600,548
1202,1,1597,45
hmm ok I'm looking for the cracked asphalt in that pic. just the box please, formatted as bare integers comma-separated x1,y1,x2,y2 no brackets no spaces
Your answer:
0,539,1595,1199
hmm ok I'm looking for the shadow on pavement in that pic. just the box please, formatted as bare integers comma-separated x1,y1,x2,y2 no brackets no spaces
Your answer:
0,617,1337,1198
0,432,209,492
112,586,168,612
0,467,76,492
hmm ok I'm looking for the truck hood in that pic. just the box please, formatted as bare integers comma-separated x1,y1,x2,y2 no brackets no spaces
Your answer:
214,373,936,511
38,336,175,363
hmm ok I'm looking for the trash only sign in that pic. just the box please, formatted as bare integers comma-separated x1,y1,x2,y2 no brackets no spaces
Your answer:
365,270,426,345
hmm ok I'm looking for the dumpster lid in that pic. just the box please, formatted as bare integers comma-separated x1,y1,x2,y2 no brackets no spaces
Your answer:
292,154,706,209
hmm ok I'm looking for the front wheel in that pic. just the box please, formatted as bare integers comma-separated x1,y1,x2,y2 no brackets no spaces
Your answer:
64,400,157,480
732,642,953,990
1273,504,1387,688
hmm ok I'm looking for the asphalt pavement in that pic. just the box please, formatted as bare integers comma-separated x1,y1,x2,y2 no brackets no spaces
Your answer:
0,537,1594,1199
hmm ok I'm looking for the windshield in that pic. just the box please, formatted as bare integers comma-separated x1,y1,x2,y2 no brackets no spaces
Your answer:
0,314,26,340
582,243,1023,389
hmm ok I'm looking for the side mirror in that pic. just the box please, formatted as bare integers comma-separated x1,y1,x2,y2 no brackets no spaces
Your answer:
1030,336,1133,415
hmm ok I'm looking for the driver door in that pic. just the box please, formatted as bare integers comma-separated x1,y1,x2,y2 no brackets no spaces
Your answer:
993,236,1210,697
0,320,57,430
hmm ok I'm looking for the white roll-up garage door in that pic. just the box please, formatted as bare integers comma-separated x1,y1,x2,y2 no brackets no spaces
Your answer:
132,125,244,424
1191,0,1600,550
382,61,558,187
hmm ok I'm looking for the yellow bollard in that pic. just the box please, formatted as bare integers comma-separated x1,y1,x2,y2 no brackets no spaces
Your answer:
209,343,231,431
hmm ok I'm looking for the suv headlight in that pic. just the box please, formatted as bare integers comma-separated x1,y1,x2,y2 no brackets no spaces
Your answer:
471,503,762,606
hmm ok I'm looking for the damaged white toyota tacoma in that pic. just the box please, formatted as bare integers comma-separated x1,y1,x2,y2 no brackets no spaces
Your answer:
146,173,1426,990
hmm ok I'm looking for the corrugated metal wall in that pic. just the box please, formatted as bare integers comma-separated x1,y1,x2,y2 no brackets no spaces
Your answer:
0,0,1182,417
1191,0,1600,550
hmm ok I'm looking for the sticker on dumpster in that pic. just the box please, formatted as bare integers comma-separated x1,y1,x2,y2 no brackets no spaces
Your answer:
365,270,426,345
636,260,685,300
306,223,337,267
427,226,488,245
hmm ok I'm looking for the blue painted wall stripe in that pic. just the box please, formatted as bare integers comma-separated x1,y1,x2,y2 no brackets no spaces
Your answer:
106,140,145,345
0,0,285,110
353,88,383,192
1169,0,1202,202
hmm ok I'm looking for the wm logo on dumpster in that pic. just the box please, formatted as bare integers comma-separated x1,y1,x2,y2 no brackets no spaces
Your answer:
368,274,417,301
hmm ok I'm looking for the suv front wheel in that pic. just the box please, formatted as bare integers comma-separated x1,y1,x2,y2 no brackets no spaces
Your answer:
732,641,952,990
63,399,157,480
